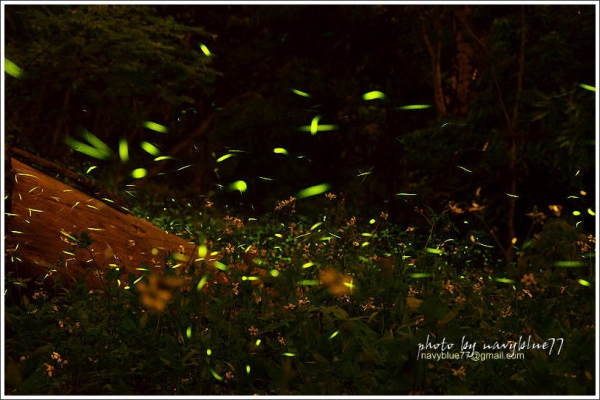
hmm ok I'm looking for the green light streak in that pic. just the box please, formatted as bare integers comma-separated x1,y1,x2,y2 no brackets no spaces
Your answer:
291,88,311,98
5,58,23,78
119,138,129,163
197,274,209,291
410,273,432,278
311,115,321,135
199,43,212,57
143,121,168,133
298,124,339,133
297,183,330,199
578,83,596,92
397,104,433,110
216,153,235,163
141,141,161,156
227,180,247,193
131,168,147,179
395,192,417,196
362,91,386,101
425,247,444,255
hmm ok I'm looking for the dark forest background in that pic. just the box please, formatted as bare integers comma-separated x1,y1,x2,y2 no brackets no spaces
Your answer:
4,4,597,258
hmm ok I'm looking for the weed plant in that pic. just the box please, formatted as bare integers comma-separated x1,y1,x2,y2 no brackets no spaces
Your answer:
4,194,596,395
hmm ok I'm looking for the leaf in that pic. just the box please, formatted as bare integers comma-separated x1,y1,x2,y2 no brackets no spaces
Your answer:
406,296,423,310
418,296,449,320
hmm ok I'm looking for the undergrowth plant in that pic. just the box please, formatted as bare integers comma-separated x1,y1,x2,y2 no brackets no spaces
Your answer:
4,193,596,395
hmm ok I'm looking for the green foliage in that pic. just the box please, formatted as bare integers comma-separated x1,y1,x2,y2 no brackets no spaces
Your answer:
5,196,595,395
4,6,596,394
5,5,220,163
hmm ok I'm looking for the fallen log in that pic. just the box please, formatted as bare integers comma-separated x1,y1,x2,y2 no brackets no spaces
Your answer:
5,156,221,293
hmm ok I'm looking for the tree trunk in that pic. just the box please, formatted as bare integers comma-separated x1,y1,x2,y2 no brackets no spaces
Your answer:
5,157,222,293
419,9,447,117
452,5,475,116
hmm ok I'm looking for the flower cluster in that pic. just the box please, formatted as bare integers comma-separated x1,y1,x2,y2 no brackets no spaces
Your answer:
137,274,184,312
275,196,296,212
43,351,68,377
223,215,244,234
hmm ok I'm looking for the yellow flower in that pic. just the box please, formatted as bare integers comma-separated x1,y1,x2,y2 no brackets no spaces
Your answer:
521,273,537,287
452,366,466,380
467,201,486,212
500,305,512,318
319,268,354,296
277,333,286,346
137,274,184,312
448,202,465,214
51,352,62,363
44,363,54,377
442,280,455,295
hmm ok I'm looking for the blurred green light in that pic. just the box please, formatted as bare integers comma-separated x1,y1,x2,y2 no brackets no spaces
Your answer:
227,180,247,193
119,138,129,163
395,192,418,196
310,115,321,135
396,104,433,110
291,88,311,98
143,121,168,133
216,153,235,163
362,91,386,101
197,274,208,291
5,58,23,78
67,138,112,161
141,141,161,156
578,83,596,92
410,273,432,278
199,43,212,57
297,183,330,199
131,168,147,179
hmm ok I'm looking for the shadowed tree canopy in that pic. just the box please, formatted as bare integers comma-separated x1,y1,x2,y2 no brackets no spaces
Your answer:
5,5,220,179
